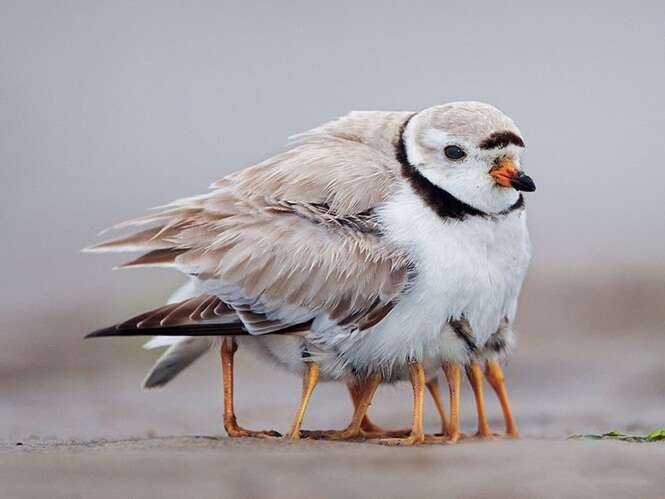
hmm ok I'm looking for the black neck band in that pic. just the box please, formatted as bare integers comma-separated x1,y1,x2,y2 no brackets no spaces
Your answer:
396,118,523,220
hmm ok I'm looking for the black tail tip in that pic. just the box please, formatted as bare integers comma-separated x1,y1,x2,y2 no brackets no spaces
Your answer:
84,327,117,339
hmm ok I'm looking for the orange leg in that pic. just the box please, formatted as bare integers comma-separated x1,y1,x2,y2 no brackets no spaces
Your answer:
220,338,280,438
466,361,494,438
303,372,383,440
426,377,449,436
485,360,518,437
442,363,462,442
348,381,385,433
287,361,320,439
378,362,427,446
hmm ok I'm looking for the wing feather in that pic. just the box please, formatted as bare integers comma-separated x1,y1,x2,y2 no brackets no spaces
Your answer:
88,111,413,337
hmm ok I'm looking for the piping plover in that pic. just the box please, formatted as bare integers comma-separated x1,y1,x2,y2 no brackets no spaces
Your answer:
86,101,534,444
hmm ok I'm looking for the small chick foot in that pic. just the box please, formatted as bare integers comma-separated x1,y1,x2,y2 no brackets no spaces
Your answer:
298,428,367,441
359,418,387,434
470,431,500,440
301,427,411,441
430,431,464,444
376,433,426,446
358,417,408,437
225,418,281,438
364,428,411,439
286,429,306,440
447,431,462,443
297,429,326,439
226,427,282,438
426,433,473,444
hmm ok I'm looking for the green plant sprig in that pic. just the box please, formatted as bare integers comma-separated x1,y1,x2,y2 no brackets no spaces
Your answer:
569,428,665,442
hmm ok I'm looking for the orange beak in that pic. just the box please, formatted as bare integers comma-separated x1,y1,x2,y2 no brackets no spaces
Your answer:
490,159,536,192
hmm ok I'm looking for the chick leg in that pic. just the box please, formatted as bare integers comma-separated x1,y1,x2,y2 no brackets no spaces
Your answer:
426,377,449,436
221,338,281,438
485,360,519,437
378,362,427,446
442,362,462,442
466,361,495,438
348,381,385,433
287,361,320,439
303,372,383,440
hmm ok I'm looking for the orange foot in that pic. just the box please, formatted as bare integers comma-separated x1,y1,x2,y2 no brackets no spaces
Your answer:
224,417,281,438
376,432,429,446
430,430,466,444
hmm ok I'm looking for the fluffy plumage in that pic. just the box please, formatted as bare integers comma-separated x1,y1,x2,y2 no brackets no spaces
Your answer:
88,101,532,386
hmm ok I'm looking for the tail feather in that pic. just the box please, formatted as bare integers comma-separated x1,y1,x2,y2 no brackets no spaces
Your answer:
142,337,216,388
85,322,245,338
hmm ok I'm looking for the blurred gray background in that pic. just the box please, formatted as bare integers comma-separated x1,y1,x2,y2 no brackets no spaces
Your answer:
1,1,664,445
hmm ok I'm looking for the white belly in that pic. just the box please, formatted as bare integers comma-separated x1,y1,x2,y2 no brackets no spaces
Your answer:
328,187,531,380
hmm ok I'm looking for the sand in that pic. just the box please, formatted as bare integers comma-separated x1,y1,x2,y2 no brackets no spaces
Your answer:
3,437,665,499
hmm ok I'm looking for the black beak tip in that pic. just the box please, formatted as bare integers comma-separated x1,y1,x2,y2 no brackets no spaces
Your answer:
511,173,536,192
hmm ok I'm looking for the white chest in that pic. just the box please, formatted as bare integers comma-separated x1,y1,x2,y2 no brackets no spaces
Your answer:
355,186,532,372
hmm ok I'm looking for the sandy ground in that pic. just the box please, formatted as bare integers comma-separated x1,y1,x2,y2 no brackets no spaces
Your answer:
3,437,665,499
3,277,665,498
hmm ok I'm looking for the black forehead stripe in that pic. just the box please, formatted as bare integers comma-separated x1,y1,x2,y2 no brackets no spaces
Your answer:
479,130,524,150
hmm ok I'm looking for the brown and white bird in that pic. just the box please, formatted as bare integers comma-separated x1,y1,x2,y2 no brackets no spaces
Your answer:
86,101,534,444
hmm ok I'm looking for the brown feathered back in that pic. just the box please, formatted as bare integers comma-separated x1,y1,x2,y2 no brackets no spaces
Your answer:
86,111,414,336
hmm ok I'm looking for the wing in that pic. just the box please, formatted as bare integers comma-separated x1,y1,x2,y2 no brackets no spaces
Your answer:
87,111,413,337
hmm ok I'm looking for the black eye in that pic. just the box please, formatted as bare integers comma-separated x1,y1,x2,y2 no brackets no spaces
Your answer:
444,145,466,161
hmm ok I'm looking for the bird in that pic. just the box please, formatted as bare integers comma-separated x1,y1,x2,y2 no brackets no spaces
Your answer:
85,101,534,445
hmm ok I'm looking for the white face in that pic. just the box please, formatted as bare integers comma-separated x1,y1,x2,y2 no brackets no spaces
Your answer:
404,121,529,214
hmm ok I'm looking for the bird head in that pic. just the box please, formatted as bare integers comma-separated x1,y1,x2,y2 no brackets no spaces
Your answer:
403,101,535,214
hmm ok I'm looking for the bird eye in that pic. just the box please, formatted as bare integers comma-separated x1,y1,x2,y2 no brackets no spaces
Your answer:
444,145,466,161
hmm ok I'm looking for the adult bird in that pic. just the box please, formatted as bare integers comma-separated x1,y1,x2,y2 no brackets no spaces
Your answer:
86,101,534,444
